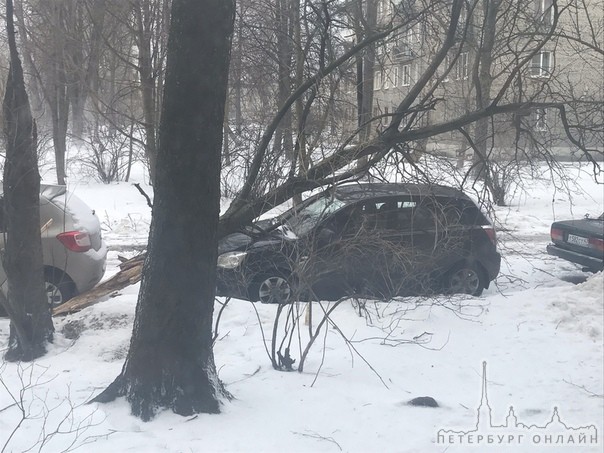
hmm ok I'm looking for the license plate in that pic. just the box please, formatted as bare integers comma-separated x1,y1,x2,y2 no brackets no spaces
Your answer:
567,234,589,247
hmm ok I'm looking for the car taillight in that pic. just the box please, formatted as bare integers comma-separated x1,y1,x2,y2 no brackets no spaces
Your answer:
56,231,92,252
482,226,497,246
588,237,604,253
551,227,564,242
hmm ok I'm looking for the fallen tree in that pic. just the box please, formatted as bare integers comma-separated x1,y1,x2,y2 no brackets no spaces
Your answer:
52,254,144,316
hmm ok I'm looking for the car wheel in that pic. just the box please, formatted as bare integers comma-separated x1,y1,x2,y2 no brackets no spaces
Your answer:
255,273,293,304
446,264,484,296
45,270,75,308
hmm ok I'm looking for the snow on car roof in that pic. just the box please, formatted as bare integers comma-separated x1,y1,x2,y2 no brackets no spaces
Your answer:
332,182,467,201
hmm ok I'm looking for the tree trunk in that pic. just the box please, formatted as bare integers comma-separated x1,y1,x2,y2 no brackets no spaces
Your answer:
51,92,69,186
51,2,70,186
68,0,107,139
2,0,53,362
92,0,235,421
273,0,294,160
360,0,377,142
356,0,378,172
233,6,243,134
135,1,159,184
472,0,498,179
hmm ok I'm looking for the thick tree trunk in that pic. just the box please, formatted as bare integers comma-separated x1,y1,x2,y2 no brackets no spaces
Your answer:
2,0,53,362
92,0,235,421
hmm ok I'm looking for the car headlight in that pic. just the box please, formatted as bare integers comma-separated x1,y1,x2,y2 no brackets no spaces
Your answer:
217,251,247,269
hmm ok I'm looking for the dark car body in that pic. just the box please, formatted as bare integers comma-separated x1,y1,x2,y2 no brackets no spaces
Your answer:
216,183,501,302
546,213,604,272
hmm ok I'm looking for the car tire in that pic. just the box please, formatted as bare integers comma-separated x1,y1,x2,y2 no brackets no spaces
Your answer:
44,269,76,308
253,272,294,304
445,263,485,296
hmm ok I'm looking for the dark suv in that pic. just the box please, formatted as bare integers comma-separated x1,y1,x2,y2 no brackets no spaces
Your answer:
216,183,501,303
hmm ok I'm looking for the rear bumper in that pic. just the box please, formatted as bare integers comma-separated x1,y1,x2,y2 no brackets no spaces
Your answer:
484,251,501,282
63,241,108,294
547,243,604,272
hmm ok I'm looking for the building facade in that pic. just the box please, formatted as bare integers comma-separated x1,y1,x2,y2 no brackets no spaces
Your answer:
366,0,603,161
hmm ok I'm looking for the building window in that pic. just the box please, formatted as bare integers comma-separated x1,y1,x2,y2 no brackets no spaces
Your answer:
413,23,422,43
535,0,553,26
534,108,548,131
374,70,383,90
404,27,412,52
457,52,469,80
530,51,552,77
378,0,392,20
402,64,411,86
458,4,467,35
384,69,391,89
443,55,452,82
393,66,400,87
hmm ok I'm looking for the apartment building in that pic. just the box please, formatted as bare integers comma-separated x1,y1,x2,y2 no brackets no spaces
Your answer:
367,0,603,160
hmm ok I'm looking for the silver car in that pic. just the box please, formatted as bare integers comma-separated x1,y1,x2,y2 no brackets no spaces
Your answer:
0,184,107,307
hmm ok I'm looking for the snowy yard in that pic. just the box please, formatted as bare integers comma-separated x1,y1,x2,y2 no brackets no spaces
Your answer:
1,163,602,452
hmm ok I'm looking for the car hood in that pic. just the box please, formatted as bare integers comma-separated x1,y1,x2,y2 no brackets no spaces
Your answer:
218,228,291,254
552,218,604,238
218,232,253,254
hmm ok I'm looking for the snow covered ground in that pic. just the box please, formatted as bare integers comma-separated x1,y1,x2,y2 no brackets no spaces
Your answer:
1,162,603,453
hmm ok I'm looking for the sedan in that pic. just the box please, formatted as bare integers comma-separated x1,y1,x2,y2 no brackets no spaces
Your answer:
546,212,604,272
0,184,108,308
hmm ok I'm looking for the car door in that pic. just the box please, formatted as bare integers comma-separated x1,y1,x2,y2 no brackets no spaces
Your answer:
369,197,441,296
298,204,359,300
316,197,436,298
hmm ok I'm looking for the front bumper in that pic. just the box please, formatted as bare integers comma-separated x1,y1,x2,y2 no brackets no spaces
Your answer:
216,267,253,301
546,243,604,272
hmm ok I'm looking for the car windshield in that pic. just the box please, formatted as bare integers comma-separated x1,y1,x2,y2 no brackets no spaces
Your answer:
284,196,346,237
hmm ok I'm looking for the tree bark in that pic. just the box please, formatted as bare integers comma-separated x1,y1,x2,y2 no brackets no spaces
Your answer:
355,0,378,172
2,0,53,362
273,0,294,160
359,0,378,144
472,0,504,204
91,0,235,421
134,0,159,183
50,2,70,186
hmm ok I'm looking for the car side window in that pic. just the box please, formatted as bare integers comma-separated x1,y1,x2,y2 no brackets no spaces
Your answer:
433,198,487,227
409,204,435,230
340,202,380,236
371,198,435,231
